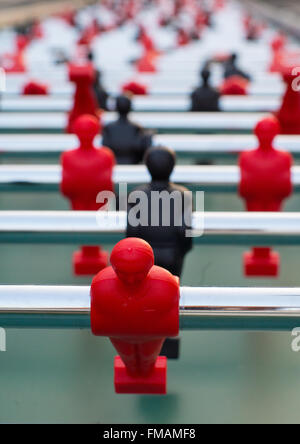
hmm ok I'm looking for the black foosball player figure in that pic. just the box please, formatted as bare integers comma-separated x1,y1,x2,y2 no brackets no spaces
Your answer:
190,68,220,112
126,146,193,359
223,53,251,81
102,95,153,164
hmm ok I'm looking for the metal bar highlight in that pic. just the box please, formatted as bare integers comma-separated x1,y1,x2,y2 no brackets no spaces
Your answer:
0,285,300,331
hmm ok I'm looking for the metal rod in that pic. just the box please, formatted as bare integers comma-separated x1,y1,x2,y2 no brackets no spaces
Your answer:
0,96,281,113
0,165,299,192
0,134,299,159
0,112,266,133
0,285,300,331
0,211,300,245
2,86,284,97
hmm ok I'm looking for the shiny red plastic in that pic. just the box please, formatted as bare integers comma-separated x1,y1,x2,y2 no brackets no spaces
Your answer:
276,71,300,134
91,238,180,394
67,63,99,133
220,75,248,95
61,114,115,275
22,81,48,95
239,116,293,277
136,53,157,73
122,81,148,95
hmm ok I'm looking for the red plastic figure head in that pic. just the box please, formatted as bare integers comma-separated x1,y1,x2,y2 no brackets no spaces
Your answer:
110,238,154,285
22,81,48,95
16,35,29,52
255,116,280,149
73,114,100,148
220,75,248,95
122,81,148,95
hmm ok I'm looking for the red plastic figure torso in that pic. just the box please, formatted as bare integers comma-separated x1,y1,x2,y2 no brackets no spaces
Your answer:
276,72,300,135
239,116,293,277
91,238,180,393
61,114,115,211
239,116,293,211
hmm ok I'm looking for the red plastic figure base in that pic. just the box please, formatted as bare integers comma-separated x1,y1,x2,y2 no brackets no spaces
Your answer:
244,247,279,277
114,356,167,395
73,246,108,276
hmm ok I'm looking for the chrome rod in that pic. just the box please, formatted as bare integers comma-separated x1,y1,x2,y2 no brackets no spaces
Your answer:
1,86,284,97
0,96,281,113
0,211,300,245
0,285,300,331
0,112,267,132
0,134,299,158
0,165,300,192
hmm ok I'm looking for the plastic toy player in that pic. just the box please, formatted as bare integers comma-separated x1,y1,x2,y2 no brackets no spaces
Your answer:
190,69,220,112
127,146,193,277
223,53,251,81
67,63,99,133
61,114,115,275
276,70,300,135
102,95,152,164
239,116,293,277
126,146,193,360
2,34,28,73
22,81,48,95
90,238,180,394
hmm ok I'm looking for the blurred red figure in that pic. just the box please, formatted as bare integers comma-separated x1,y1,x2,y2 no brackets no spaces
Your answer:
32,20,44,39
22,80,48,95
2,34,28,73
67,63,99,133
269,33,286,72
61,115,115,275
214,0,225,11
77,20,100,46
136,53,157,73
177,28,190,47
239,116,293,277
122,81,148,95
220,75,248,95
91,238,180,394
276,70,300,134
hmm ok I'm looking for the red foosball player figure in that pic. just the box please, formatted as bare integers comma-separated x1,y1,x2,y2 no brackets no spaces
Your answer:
67,63,99,133
91,238,180,394
239,116,293,277
276,69,300,135
61,114,115,275
136,52,157,73
2,34,28,73
122,81,148,96
220,75,249,95
22,80,49,95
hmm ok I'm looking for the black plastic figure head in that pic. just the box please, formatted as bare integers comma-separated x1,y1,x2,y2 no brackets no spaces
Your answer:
230,53,237,64
145,146,176,181
201,68,210,85
116,95,132,116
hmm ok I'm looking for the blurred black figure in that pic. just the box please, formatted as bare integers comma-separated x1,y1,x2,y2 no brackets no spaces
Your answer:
102,95,152,164
190,68,220,112
223,53,251,81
